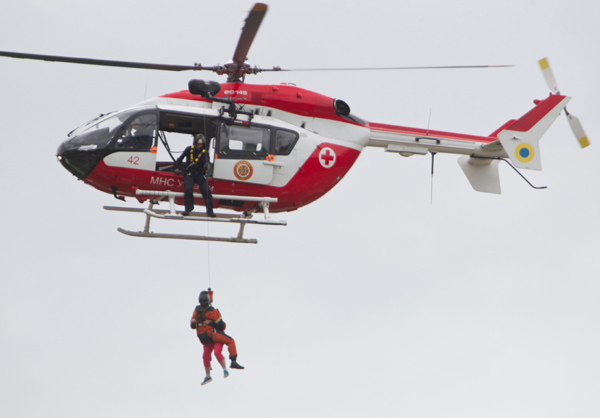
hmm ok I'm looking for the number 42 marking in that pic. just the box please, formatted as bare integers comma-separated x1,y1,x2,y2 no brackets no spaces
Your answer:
128,156,140,165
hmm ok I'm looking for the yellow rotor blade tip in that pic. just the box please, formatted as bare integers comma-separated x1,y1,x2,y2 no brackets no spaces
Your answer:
579,136,590,148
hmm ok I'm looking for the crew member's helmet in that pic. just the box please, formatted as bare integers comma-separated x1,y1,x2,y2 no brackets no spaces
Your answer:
199,291,211,306
193,133,205,146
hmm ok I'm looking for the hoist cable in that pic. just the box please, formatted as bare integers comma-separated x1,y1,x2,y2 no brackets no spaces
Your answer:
207,222,211,288
203,116,212,289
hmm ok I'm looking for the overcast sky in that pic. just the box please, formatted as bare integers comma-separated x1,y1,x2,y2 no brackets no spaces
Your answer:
1,1,599,417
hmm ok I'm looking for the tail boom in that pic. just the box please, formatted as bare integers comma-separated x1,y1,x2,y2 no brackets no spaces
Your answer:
368,93,570,194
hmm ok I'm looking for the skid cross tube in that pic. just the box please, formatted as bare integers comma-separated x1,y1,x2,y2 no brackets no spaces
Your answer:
104,190,286,243
135,189,278,220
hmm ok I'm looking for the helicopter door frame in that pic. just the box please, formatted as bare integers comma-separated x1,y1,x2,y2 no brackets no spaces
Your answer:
213,121,275,185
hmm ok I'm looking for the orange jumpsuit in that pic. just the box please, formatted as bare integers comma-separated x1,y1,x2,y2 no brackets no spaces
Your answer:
191,305,238,360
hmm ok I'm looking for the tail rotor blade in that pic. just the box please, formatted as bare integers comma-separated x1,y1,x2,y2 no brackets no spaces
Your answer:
566,111,590,148
538,57,590,148
538,57,560,93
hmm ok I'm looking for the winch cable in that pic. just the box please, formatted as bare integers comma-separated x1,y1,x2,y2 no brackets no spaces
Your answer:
206,223,212,288
203,116,213,289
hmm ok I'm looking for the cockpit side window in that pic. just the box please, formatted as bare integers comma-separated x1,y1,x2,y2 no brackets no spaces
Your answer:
115,113,157,151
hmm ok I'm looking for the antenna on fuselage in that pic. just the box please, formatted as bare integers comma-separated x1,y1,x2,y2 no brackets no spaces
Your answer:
430,152,437,205
426,109,432,136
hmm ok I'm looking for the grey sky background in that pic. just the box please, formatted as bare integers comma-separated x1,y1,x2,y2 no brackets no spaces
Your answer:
1,1,599,417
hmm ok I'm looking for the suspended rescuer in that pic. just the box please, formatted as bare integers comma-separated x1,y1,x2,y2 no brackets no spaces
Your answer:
191,290,244,386
174,133,215,217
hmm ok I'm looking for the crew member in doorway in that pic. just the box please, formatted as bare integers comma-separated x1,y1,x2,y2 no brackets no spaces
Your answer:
174,134,215,217
191,290,244,385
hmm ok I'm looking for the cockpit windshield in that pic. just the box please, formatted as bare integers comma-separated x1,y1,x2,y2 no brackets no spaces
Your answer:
63,109,140,151
67,111,116,138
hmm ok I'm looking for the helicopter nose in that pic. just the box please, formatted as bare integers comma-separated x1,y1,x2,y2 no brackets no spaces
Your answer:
56,143,104,180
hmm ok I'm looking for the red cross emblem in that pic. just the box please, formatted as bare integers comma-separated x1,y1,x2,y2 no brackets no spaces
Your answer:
319,147,336,168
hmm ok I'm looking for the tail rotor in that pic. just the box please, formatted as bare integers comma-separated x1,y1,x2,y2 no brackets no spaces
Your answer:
538,57,590,148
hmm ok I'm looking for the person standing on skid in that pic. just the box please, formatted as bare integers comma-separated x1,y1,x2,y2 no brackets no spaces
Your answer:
174,133,215,217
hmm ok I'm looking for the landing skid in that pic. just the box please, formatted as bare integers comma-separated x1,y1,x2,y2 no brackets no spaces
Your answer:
116,227,259,244
104,190,286,244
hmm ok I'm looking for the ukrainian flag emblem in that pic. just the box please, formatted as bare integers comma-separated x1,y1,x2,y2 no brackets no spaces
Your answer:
515,143,535,163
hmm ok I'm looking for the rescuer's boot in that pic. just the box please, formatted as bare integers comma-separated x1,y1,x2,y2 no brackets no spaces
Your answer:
230,361,244,369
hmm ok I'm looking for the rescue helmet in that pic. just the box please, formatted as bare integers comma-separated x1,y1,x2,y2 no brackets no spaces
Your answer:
199,291,211,306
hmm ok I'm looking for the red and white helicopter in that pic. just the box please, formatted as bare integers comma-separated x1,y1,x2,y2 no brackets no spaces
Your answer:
0,3,588,243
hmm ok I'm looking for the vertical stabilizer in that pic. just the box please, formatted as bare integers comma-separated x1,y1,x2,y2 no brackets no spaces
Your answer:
497,94,570,170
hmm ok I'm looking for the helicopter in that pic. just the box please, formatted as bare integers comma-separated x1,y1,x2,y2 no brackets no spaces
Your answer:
0,3,588,244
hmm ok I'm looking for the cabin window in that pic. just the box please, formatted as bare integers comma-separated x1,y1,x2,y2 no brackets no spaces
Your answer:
217,123,271,159
274,129,298,155
159,112,216,136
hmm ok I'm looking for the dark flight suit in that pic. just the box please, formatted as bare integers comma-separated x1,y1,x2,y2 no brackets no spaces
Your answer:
174,145,214,216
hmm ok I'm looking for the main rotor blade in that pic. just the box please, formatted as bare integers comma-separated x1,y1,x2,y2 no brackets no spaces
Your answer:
0,50,209,72
231,3,268,65
265,64,514,72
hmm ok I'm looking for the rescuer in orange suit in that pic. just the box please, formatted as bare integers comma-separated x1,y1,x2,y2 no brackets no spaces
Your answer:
191,290,244,385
